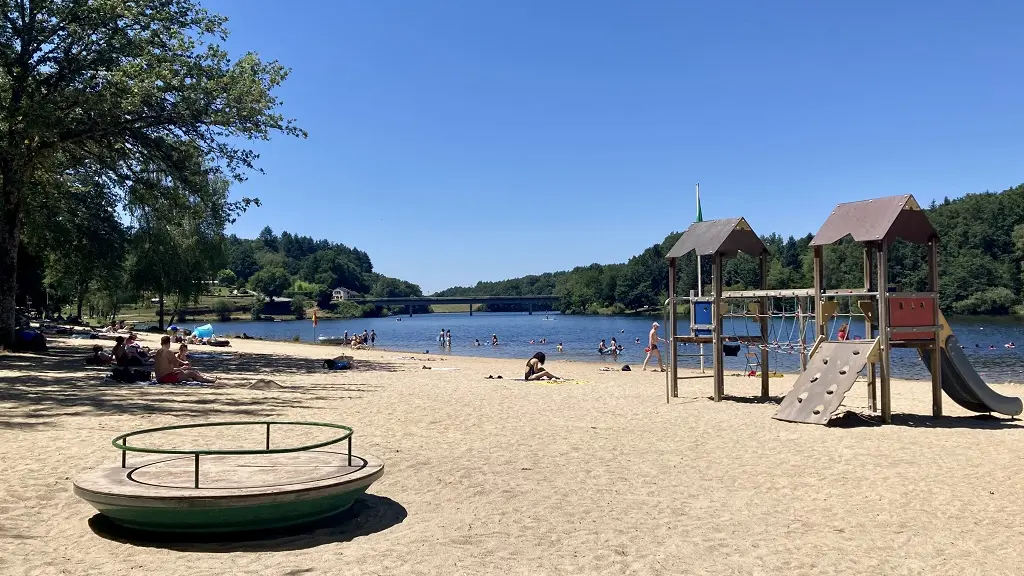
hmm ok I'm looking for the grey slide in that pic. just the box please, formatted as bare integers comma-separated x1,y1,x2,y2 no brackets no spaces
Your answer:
919,334,1023,417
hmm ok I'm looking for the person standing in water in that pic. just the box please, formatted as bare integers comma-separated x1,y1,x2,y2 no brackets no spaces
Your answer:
491,334,499,346
445,329,452,349
369,330,376,346
438,329,445,348
642,321,664,372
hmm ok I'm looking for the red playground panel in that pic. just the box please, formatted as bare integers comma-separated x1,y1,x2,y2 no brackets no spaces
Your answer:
888,296,935,340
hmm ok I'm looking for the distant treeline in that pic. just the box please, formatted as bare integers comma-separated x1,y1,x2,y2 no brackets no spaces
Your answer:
436,184,1024,316
225,227,426,317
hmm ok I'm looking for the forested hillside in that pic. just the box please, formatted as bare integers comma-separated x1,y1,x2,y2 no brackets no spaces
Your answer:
438,185,1024,316
224,226,423,313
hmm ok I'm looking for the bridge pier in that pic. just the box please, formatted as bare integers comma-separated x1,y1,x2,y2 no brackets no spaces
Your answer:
409,305,413,318
469,304,473,316
528,303,532,315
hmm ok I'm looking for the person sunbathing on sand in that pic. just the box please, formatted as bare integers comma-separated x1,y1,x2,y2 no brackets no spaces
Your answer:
154,336,215,383
525,352,559,380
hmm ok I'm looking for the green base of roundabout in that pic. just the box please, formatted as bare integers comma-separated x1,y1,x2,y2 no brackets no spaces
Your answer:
71,421,385,534
75,478,374,534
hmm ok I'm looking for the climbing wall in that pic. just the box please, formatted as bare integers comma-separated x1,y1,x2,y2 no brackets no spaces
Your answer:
774,339,879,425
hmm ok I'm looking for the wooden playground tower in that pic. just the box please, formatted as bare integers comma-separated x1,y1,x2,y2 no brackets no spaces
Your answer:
665,194,944,424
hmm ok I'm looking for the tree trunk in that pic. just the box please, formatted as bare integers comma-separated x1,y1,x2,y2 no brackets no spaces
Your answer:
158,290,165,330
0,169,24,349
0,222,18,348
76,295,85,322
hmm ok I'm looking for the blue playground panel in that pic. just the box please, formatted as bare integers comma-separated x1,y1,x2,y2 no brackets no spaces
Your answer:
693,303,712,336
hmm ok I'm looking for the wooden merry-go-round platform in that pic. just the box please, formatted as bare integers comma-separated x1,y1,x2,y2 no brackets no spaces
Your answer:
72,422,385,534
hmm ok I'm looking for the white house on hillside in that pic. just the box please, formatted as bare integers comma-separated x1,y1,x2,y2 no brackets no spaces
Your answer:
332,287,360,301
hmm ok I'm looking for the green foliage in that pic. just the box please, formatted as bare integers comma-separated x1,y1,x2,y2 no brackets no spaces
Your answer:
212,299,234,321
952,287,1016,315
250,297,266,321
126,173,232,328
0,0,307,346
291,296,308,320
438,184,1024,316
216,269,238,287
248,267,292,299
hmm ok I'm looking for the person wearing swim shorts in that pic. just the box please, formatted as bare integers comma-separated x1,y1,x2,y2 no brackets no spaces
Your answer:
642,321,664,372
154,335,216,383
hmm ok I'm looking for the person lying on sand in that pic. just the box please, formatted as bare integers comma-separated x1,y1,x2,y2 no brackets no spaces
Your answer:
525,352,559,381
154,336,216,384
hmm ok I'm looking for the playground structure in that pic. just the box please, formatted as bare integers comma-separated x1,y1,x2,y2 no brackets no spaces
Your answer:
665,194,1023,424
73,421,385,533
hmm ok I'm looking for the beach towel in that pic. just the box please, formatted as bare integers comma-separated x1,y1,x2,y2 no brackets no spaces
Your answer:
102,376,208,387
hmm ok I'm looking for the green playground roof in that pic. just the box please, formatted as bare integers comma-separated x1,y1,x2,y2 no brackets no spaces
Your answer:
666,217,767,259
811,194,939,246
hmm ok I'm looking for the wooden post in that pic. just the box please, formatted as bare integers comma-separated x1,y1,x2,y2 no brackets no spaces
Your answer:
668,257,678,401
929,239,942,417
863,243,877,412
759,253,770,398
797,296,808,371
712,253,724,401
812,245,825,341
876,242,892,423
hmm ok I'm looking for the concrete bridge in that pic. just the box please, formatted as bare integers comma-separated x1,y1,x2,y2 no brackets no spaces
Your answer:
347,295,559,316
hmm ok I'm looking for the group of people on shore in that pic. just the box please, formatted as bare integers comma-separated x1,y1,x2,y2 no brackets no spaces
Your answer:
520,322,665,379
342,330,376,348
90,333,216,383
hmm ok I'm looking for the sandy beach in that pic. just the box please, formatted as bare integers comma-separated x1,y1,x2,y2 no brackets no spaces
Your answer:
2,333,1023,576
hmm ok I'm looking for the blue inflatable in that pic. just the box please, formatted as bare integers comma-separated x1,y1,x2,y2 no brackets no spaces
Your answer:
193,324,215,339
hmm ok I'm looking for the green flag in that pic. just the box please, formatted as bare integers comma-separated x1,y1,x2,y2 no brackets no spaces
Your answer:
696,184,703,223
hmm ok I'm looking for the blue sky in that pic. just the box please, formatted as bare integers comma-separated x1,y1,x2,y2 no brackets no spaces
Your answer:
206,0,1024,293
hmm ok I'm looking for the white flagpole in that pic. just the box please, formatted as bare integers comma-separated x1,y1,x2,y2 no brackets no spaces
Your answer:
696,183,704,374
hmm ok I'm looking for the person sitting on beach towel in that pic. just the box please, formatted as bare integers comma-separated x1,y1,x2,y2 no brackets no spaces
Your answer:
525,352,559,381
112,336,134,366
85,345,113,365
176,343,189,363
154,335,216,384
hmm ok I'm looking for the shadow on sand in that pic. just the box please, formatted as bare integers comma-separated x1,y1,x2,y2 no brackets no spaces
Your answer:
829,410,1022,430
86,494,406,552
0,339,408,428
705,394,785,405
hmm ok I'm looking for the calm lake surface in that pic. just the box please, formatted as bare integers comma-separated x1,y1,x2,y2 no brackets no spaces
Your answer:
214,312,1024,381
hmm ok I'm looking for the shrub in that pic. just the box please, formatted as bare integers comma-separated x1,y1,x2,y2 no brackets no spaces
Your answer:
952,287,1016,315
291,296,308,320
216,269,238,287
212,299,233,321
250,297,266,321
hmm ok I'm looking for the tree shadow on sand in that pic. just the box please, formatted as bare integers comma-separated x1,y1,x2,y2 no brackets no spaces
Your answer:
0,340,406,427
86,493,407,552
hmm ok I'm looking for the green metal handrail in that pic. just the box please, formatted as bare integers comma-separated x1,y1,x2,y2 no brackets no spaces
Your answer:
111,421,355,488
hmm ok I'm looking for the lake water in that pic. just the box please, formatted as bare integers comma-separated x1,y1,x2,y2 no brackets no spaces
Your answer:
212,312,1024,381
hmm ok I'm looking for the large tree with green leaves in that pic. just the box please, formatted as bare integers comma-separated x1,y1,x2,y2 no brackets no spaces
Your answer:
26,174,126,319
0,0,303,347
126,170,231,328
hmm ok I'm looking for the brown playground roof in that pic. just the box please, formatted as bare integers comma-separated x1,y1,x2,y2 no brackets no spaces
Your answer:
666,217,767,259
811,194,938,246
